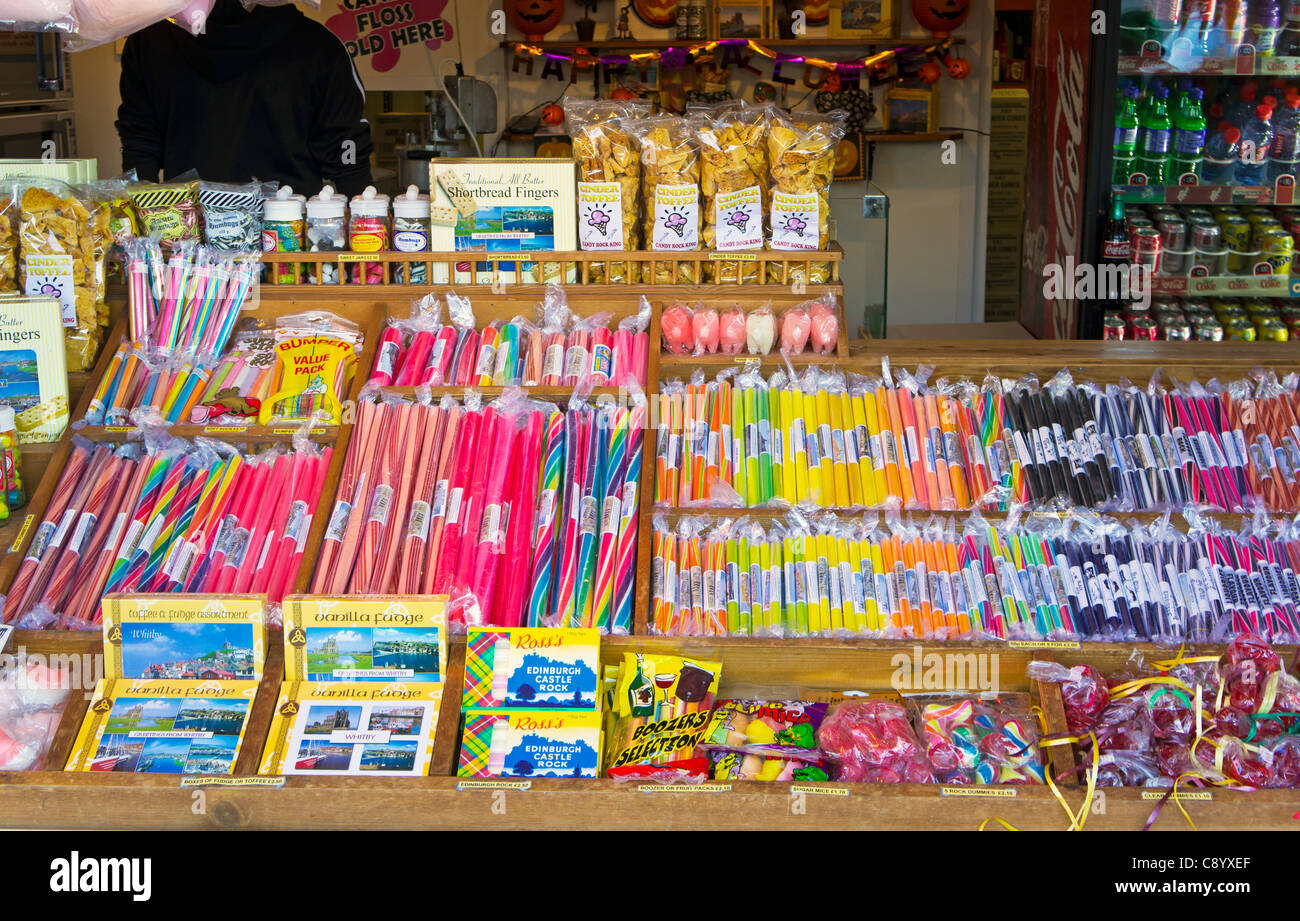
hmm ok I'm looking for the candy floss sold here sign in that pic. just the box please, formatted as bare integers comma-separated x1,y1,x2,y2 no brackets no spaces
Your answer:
324,0,455,73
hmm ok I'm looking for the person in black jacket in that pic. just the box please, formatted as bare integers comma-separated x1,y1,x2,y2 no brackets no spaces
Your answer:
116,0,374,196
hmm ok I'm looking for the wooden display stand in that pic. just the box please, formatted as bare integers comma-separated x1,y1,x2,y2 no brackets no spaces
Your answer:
1,265,1299,830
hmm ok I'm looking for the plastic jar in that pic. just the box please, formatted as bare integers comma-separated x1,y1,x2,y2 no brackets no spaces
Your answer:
306,184,348,285
392,184,430,285
349,185,390,285
262,186,305,285
0,406,24,517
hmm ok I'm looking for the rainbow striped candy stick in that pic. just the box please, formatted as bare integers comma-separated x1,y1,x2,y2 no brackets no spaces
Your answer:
121,461,196,593
140,460,213,592
572,413,606,627
528,411,565,627
589,408,627,629
553,409,588,627
104,451,176,594
612,403,644,633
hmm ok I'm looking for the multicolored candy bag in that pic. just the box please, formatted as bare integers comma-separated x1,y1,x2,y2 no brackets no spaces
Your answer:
701,699,827,759
606,652,720,779
910,694,1046,786
707,749,829,782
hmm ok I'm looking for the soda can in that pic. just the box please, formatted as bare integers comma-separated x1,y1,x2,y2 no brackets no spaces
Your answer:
1279,303,1300,320
1263,228,1294,276
1221,217,1252,273
1258,318,1290,341
1150,298,1182,315
1158,219,1189,275
1287,316,1300,337
1247,305,1281,322
1217,304,1249,323
1181,297,1213,318
1242,297,1273,314
1131,316,1159,340
1194,318,1225,341
1132,226,1162,275
1227,318,1258,341
1102,314,1127,340
1162,319,1193,341
1251,219,1285,248
1124,304,1151,324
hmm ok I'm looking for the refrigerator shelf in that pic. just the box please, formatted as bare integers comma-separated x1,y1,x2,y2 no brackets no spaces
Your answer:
1119,55,1300,77
1113,184,1296,206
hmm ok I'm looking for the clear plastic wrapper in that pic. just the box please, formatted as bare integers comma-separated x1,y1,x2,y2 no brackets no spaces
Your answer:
17,178,110,370
745,303,776,355
130,176,201,253
565,98,649,285
199,179,271,252
699,100,773,283
65,0,192,50
0,653,71,771
766,109,845,285
630,115,701,283
817,698,935,784
1,0,77,32
0,182,16,293
718,305,746,355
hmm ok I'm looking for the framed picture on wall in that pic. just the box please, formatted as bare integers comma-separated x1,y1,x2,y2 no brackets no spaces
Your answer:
882,85,940,134
714,0,768,38
829,0,898,39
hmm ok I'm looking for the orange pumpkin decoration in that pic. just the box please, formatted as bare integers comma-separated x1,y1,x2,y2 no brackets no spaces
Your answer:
919,60,943,84
822,73,842,93
541,103,565,126
946,56,971,80
536,138,572,158
611,87,638,100
911,0,970,38
508,0,565,41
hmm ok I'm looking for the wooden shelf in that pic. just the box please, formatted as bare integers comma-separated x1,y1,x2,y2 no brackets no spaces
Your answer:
864,131,963,143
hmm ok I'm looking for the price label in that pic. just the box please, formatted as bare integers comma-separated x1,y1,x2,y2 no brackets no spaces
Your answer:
940,786,1018,798
790,784,849,797
203,426,247,434
179,776,285,788
639,783,732,794
1008,640,1081,650
457,779,532,791
8,514,33,552
1141,790,1212,801
0,624,12,654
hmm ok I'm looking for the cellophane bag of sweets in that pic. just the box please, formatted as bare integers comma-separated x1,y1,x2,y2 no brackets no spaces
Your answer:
629,114,702,284
766,109,846,285
0,184,15,293
699,100,773,283
16,179,110,370
565,98,649,285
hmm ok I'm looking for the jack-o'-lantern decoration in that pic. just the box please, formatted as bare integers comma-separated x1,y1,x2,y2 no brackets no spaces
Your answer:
919,60,943,84
508,0,565,41
946,55,971,80
821,73,841,93
911,0,970,38
611,86,637,100
541,103,565,126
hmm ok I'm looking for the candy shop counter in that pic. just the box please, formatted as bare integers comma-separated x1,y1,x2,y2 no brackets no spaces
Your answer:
1,630,1296,831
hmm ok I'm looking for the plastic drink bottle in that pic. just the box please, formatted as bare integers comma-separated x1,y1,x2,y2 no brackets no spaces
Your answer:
1249,0,1282,54
1202,125,1242,183
1269,93,1300,180
1115,86,1141,183
1136,84,1174,183
1236,103,1275,183
1214,0,1247,53
1228,80,1260,128
1173,87,1209,179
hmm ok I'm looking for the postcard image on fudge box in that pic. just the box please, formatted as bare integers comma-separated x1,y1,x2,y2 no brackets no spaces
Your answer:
102,594,268,681
283,595,447,683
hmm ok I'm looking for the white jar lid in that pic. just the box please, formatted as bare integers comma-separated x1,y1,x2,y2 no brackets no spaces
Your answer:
264,185,304,221
307,184,346,219
350,184,390,217
393,184,430,219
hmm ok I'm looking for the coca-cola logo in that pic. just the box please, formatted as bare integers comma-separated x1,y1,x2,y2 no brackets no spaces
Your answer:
1049,36,1086,338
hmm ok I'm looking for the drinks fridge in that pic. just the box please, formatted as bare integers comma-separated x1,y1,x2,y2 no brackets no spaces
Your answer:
1019,0,1300,341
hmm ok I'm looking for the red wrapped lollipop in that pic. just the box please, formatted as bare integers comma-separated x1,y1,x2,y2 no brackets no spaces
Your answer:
817,700,935,784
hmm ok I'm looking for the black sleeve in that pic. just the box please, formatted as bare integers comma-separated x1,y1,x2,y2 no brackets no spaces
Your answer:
310,37,374,197
114,34,164,182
